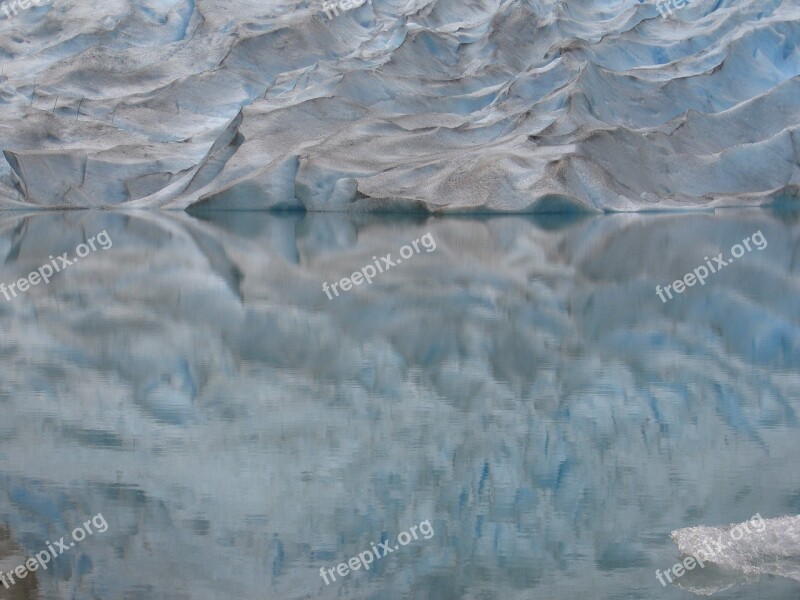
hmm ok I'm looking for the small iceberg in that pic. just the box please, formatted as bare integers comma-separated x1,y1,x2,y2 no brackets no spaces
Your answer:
669,514,800,595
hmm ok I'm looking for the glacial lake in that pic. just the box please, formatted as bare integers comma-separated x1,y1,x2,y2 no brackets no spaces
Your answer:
0,208,799,599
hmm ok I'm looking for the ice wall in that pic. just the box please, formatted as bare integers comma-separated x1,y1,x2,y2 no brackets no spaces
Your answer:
0,0,798,210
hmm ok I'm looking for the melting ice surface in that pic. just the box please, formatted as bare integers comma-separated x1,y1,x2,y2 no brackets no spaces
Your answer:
0,209,799,599
0,0,799,209
671,515,800,596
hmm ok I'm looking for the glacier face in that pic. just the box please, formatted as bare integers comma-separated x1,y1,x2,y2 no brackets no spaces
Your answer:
0,0,799,210
0,209,799,598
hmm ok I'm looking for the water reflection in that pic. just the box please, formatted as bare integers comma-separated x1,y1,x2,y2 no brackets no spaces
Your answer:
0,209,799,599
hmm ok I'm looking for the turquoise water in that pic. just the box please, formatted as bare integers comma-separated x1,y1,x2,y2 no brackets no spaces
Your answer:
0,209,799,599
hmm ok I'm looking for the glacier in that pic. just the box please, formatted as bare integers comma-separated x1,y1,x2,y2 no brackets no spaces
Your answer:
0,0,799,210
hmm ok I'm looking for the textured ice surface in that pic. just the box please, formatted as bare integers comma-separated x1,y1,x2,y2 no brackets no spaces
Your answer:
0,210,799,598
671,515,800,595
0,0,799,210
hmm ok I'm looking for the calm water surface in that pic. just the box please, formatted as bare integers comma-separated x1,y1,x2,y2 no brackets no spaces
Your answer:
0,209,799,599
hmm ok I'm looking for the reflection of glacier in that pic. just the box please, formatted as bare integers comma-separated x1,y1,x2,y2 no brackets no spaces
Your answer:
1,1,800,210
671,514,800,596
0,210,799,598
